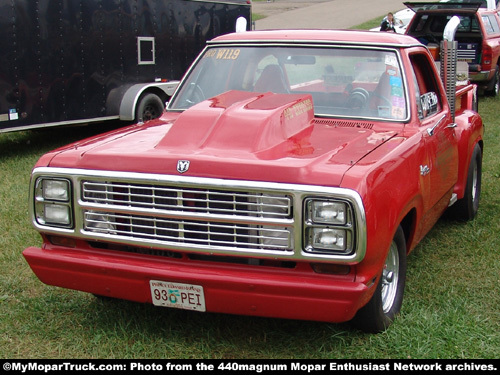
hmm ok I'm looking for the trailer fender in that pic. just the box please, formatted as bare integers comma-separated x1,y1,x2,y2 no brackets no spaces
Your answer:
118,82,179,121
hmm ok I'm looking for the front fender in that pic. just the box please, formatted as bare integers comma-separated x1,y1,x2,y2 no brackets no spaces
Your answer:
341,134,424,285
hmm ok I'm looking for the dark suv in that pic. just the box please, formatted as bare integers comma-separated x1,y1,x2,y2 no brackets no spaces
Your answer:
405,1,500,96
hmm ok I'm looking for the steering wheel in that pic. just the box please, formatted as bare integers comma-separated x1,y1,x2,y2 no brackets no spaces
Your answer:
347,87,370,109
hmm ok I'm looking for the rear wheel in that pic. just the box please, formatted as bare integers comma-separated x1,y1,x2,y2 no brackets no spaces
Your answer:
485,66,499,97
448,143,482,221
351,226,407,333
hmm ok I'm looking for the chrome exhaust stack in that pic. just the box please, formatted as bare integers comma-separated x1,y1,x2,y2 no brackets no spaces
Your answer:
440,16,461,121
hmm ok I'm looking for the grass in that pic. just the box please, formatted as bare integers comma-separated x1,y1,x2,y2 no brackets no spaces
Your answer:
1,19,500,359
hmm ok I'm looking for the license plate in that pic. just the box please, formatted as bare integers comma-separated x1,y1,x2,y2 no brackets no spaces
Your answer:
149,280,206,312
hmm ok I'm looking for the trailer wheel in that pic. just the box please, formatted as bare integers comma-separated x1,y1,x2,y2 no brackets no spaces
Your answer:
485,66,499,97
448,143,482,221
351,226,407,333
136,93,165,122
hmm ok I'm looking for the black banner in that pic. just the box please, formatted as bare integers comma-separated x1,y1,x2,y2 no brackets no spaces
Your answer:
2,359,498,374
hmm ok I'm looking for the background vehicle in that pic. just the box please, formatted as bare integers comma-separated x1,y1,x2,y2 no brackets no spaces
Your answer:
0,0,251,133
371,1,500,34
405,1,500,95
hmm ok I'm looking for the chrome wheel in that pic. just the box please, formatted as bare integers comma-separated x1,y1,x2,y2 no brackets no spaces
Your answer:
382,240,400,313
471,160,479,205
494,69,500,96
351,226,407,333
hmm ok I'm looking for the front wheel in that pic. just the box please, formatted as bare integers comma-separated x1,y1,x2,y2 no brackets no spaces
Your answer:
351,226,407,333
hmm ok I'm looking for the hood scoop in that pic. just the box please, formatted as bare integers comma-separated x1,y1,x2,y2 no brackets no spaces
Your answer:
158,91,314,153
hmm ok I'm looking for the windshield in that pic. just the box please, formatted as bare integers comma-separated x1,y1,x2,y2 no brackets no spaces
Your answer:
168,46,407,121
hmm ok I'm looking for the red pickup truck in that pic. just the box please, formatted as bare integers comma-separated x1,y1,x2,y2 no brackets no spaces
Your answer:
23,28,484,333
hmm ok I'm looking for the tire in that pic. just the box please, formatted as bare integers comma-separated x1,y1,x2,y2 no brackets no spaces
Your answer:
351,226,407,333
448,143,482,221
472,92,479,113
135,93,165,122
485,66,499,97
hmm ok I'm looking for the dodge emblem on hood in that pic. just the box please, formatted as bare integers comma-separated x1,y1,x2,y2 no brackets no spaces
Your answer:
177,160,190,174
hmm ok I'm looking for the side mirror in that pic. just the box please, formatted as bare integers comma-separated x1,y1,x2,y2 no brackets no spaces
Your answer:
420,92,439,118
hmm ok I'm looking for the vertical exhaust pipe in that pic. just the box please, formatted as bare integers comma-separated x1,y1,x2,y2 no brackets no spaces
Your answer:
440,16,461,121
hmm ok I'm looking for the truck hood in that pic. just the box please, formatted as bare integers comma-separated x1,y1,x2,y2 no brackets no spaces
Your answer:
44,91,399,187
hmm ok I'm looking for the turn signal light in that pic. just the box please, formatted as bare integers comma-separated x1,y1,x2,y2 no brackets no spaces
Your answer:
311,263,350,275
48,236,76,248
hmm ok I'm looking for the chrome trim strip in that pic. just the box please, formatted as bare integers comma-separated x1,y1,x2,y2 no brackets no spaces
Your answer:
30,167,367,263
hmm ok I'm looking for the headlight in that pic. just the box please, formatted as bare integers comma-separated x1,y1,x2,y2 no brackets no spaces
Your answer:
34,177,73,228
43,204,72,225
304,198,354,255
310,228,347,251
41,179,70,201
308,200,347,225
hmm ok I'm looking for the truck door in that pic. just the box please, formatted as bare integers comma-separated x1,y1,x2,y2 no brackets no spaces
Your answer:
410,53,459,217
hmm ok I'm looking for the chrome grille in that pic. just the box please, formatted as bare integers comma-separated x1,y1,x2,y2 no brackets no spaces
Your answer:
83,211,292,250
81,180,294,252
81,181,291,218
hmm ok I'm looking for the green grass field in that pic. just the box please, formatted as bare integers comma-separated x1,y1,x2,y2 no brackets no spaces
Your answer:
1,19,499,359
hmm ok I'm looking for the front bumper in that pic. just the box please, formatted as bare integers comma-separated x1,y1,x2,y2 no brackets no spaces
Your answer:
23,245,374,323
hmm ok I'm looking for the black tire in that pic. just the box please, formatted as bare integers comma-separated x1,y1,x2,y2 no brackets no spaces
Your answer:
485,66,499,97
135,93,165,122
472,92,479,113
351,226,407,333
448,143,482,221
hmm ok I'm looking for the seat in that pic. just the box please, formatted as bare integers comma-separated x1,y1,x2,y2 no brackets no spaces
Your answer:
369,72,393,112
254,64,290,94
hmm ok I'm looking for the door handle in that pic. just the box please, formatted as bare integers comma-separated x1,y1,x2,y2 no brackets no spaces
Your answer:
427,114,446,136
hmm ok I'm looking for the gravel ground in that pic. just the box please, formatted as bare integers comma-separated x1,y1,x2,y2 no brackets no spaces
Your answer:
252,0,409,29
253,0,332,18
